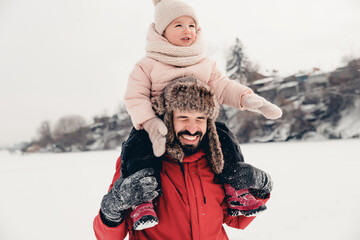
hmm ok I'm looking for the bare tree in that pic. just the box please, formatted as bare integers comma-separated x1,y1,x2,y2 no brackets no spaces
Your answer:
53,115,86,138
53,115,88,149
37,120,53,146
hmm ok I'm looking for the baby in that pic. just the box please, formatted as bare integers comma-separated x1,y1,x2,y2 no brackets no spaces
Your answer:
121,0,281,230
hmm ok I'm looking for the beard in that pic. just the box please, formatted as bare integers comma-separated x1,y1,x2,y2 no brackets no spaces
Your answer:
182,144,198,156
176,130,206,156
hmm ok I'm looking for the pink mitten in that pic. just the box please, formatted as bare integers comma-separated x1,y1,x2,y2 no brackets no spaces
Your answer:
143,117,168,157
242,94,283,120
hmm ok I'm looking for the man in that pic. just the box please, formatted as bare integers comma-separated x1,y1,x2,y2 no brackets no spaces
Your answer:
93,77,272,239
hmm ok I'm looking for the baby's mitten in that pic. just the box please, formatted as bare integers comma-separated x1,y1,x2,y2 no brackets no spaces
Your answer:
242,94,283,120
143,117,168,157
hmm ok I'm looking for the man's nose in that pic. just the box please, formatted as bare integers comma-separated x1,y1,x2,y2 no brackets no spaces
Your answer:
186,123,198,134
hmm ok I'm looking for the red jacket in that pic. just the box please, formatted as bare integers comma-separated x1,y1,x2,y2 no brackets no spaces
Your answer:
93,150,268,239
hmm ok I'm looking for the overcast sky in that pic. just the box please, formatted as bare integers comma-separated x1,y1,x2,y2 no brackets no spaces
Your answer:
1,0,360,146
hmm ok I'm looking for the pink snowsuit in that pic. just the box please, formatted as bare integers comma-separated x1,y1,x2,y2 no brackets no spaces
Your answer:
124,25,253,130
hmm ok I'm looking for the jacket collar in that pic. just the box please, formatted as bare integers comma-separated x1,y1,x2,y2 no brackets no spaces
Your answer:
182,149,206,163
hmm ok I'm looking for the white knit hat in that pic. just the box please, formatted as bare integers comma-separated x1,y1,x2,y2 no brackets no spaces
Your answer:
153,0,199,34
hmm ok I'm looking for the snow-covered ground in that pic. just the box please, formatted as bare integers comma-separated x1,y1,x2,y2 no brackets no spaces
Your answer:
1,139,359,240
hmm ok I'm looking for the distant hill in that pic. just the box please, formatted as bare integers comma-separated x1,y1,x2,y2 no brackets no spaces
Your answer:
220,58,360,143
16,59,360,153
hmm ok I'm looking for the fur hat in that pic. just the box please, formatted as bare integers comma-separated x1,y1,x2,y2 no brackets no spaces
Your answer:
152,76,224,174
152,0,199,35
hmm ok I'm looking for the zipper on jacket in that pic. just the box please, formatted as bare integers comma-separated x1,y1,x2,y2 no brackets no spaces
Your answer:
179,162,185,174
196,161,207,204
179,162,187,188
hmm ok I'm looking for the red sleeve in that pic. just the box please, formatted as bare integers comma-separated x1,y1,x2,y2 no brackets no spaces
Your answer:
93,212,128,240
93,157,129,239
108,156,122,191
223,197,270,230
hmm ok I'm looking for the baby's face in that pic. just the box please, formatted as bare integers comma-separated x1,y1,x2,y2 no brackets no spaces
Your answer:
163,16,197,47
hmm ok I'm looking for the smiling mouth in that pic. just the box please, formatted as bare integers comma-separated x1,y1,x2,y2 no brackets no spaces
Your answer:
178,131,202,144
182,37,190,40
182,135,197,141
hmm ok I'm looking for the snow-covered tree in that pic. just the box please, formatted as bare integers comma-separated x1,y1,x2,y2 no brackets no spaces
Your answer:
226,38,249,85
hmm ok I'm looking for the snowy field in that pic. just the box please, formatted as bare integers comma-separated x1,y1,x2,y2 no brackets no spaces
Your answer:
1,139,359,240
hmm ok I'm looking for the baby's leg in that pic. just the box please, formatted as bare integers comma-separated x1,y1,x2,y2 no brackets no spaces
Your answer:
120,128,162,230
215,121,244,166
121,128,162,182
216,122,267,216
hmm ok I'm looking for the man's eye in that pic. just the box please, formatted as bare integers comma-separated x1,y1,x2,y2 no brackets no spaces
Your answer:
177,117,188,121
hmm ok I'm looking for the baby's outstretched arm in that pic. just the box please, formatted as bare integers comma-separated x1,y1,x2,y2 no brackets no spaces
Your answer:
241,94,283,119
208,61,282,120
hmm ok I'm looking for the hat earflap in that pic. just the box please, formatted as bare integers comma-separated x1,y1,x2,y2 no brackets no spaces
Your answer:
207,120,224,174
152,94,185,162
164,111,185,162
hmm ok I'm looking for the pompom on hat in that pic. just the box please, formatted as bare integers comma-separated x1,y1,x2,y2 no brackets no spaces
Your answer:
151,76,224,174
152,0,199,35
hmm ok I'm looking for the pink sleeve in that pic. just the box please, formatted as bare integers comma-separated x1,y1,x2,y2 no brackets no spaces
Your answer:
124,59,157,129
208,61,254,110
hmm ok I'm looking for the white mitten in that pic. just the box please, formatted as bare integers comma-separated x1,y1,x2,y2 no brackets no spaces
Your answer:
242,94,283,120
143,117,168,157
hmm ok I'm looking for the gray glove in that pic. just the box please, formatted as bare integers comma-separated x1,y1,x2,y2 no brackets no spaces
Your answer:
100,168,159,224
222,162,273,197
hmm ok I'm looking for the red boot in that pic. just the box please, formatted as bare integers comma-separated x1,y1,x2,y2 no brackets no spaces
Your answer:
224,183,267,216
130,202,158,230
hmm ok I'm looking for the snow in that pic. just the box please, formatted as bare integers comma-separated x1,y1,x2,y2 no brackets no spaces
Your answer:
1,139,360,240
251,77,275,86
278,81,298,90
314,99,360,139
333,99,360,138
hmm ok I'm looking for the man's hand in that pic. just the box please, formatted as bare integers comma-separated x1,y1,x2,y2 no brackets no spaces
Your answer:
143,117,168,157
242,94,283,120
223,162,273,198
100,168,159,223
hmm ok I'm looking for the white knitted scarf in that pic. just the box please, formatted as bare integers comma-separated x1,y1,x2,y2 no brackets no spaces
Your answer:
145,24,206,67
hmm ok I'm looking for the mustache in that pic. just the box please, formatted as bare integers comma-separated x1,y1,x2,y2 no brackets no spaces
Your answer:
177,130,202,138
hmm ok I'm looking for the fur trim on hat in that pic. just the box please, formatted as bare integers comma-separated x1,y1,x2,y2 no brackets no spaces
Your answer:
151,76,224,174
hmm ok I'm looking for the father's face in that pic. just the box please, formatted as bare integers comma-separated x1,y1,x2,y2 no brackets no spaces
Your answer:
173,109,208,155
